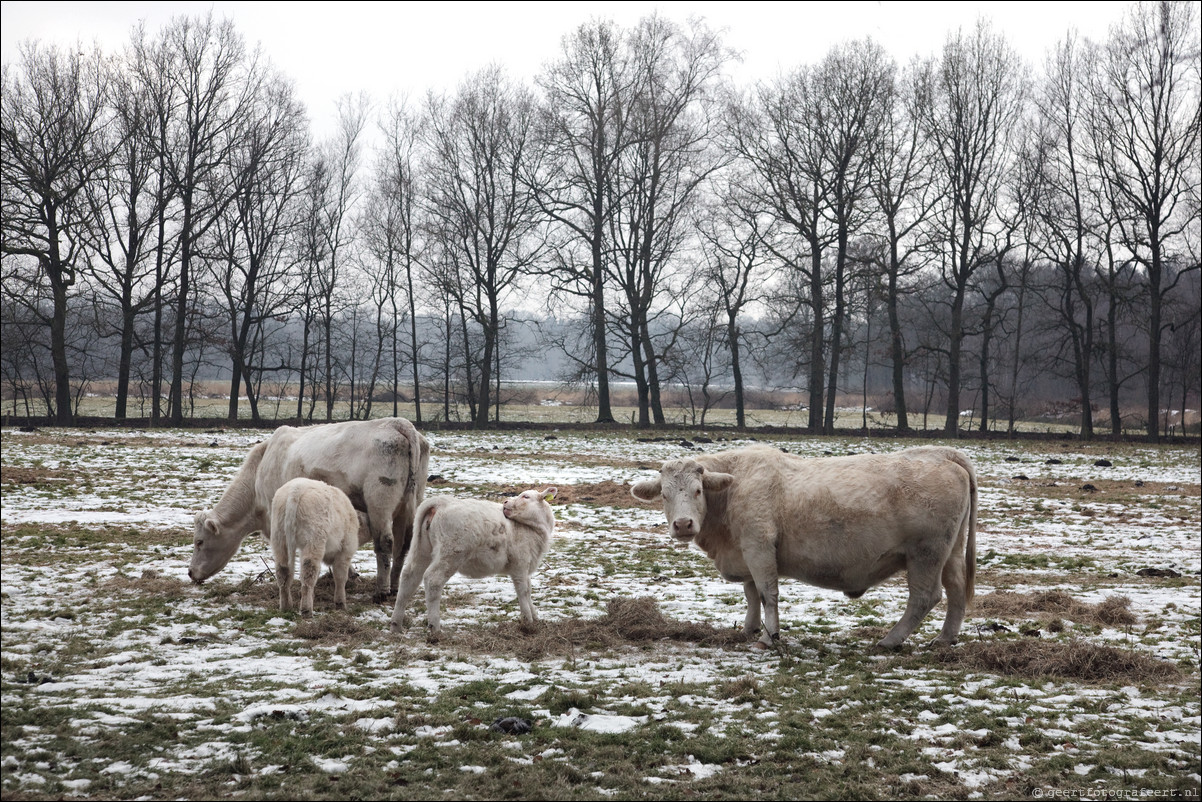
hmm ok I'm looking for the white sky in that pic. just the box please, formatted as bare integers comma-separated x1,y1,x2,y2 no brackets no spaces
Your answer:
2,0,1134,139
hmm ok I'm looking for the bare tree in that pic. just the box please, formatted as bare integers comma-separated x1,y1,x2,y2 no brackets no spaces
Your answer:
152,13,263,424
1028,32,1110,439
364,96,426,421
1092,0,1200,442
312,93,368,420
422,65,544,427
917,20,1028,436
694,179,776,428
867,59,938,433
1,41,111,424
79,45,175,422
606,14,731,427
533,20,640,423
811,39,894,431
208,72,309,422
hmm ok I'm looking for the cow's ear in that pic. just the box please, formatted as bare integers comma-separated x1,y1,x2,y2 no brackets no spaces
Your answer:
701,470,734,493
543,487,557,502
205,518,220,536
630,478,662,502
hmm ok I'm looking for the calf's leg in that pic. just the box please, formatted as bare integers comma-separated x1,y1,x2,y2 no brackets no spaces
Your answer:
390,533,432,634
331,551,352,609
273,536,294,611
421,556,461,638
300,555,320,616
511,571,537,626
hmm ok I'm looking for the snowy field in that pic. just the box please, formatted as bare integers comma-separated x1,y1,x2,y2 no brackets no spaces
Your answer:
1,425,1199,800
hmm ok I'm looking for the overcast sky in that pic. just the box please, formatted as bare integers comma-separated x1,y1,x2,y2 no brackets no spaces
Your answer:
2,1,1135,139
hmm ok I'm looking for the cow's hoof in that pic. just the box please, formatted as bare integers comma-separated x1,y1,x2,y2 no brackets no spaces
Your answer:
749,641,772,652
388,621,404,636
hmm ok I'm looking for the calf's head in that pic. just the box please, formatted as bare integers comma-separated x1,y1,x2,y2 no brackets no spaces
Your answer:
502,487,558,529
188,510,244,584
630,459,734,542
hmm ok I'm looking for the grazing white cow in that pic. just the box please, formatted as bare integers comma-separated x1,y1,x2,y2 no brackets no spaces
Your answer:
270,477,367,615
189,417,429,600
631,445,977,649
389,487,558,638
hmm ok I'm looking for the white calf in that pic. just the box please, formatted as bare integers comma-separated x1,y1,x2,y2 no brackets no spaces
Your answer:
270,477,367,616
389,488,557,637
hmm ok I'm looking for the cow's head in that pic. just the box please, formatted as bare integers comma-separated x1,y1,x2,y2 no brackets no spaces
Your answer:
503,487,557,527
630,459,733,542
188,510,245,584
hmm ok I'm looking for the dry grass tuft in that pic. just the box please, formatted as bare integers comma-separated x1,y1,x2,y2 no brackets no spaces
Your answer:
935,639,1181,683
105,568,188,597
451,596,745,660
292,610,376,646
972,590,1137,627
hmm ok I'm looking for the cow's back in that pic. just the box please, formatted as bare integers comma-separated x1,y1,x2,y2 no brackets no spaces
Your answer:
697,447,972,590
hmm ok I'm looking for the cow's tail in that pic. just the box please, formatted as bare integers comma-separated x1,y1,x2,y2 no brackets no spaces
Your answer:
389,417,428,503
951,452,978,605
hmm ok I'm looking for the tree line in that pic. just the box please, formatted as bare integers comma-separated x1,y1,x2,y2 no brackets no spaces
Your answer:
2,3,1198,441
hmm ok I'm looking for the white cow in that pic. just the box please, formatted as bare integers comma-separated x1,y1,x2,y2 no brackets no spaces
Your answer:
189,417,429,600
270,477,368,615
389,487,558,638
631,445,977,649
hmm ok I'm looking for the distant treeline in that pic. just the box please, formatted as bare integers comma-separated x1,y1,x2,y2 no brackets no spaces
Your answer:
2,3,1198,440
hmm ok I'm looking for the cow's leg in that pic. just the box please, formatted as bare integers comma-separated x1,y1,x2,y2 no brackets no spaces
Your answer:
511,571,537,626
934,518,971,645
742,550,781,648
742,580,762,638
390,541,431,634
300,555,319,616
879,555,944,649
389,505,413,598
370,514,395,603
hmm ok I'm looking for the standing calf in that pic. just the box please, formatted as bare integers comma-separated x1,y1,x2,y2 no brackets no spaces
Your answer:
270,477,368,616
389,488,557,638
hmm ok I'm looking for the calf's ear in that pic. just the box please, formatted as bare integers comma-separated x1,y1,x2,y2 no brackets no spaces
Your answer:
630,478,662,502
542,487,558,502
701,470,734,493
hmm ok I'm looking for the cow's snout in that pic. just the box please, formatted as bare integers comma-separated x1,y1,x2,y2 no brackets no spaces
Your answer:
671,517,696,540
